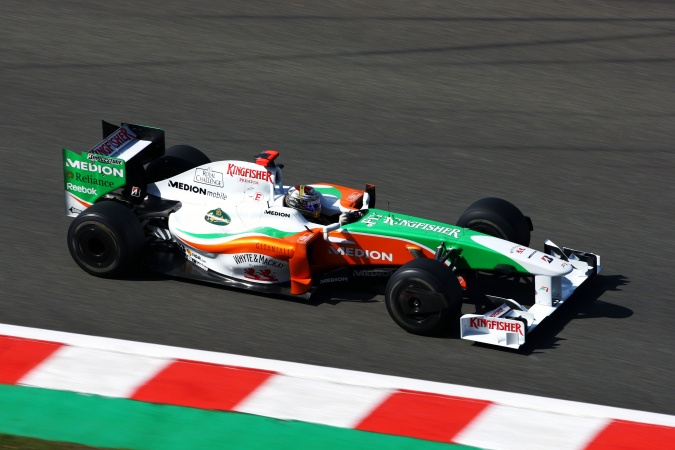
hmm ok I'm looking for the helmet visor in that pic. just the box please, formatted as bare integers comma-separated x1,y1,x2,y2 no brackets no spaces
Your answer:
299,198,321,218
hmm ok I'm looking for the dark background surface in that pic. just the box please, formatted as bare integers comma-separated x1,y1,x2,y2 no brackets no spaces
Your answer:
1,1,674,415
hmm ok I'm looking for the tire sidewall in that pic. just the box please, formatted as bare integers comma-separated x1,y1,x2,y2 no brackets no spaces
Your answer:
457,197,530,247
385,259,462,336
68,219,125,275
459,216,515,242
67,202,144,277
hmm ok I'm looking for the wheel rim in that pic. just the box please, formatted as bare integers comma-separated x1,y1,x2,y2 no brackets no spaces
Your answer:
392,278,441,324
86,235,106,256
74,224,119,271
400,284,426,320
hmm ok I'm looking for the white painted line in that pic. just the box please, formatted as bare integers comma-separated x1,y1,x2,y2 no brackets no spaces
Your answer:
18,346,171,398
234,374,393,428
3,323,675,427
453,404,611,450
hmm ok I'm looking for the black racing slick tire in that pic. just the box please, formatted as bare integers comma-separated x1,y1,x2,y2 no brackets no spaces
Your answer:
67,201,145,278
456,197,532,247
145,145,211,183
385,259,462,336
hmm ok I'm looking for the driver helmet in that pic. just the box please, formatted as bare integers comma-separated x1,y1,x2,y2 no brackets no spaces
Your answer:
285,185,321,219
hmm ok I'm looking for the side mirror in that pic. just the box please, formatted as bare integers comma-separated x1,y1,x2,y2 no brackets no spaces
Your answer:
323,223,341,240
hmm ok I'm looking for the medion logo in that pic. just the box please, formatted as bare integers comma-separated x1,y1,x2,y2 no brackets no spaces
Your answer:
320,276,349,284
264,210,291,218
328,246,393,261
352,269,391,277
66,160,124,177
168,180,207,195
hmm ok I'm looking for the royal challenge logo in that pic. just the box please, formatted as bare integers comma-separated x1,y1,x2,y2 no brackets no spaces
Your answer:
194,167,224,188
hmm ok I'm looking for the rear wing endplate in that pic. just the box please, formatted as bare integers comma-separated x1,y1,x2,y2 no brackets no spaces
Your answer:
63,121,165,217
97,121,164,165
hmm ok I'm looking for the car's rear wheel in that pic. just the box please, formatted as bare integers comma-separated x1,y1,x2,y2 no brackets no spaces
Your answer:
456,197,532,247
145,144,211,183
67,201,145,277
385,259,462,336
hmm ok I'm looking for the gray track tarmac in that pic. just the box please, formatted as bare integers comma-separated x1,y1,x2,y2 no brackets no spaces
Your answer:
2,1,674,415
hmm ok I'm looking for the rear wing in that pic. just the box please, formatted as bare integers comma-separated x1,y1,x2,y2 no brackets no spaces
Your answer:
97,121,164,165
63,121,165,217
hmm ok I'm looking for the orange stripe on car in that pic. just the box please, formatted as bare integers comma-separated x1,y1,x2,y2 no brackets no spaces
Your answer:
181,236,296,260
310,231,436,272
315,183,365,210
69,194,92,208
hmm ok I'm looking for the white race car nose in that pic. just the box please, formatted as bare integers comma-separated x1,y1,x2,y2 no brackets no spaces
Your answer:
471,235,574,276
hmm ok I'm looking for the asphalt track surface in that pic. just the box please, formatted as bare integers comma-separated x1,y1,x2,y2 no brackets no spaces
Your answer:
2,0,674,417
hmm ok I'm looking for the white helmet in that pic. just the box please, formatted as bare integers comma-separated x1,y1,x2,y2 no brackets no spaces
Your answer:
285,185,321,219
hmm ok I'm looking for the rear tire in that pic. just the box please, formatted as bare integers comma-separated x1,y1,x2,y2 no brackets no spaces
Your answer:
67,201,145,277
145,145,211,183
385,259,462,336
456,197,532,247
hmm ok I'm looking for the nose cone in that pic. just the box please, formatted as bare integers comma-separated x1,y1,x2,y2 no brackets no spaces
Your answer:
471,235,573,276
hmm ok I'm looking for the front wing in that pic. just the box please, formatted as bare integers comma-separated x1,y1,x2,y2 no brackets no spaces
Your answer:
460,240,601,349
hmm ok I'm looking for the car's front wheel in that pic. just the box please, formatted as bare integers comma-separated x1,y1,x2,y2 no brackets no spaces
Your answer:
67,201,145,277
385,259,462,336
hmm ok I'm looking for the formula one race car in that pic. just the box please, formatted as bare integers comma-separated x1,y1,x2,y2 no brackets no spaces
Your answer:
63,121,601,349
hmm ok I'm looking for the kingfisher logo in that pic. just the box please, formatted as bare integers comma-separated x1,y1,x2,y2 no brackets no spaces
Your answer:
227,163,273,182
89,125,136,156
467,318,524,335
384,216,461,238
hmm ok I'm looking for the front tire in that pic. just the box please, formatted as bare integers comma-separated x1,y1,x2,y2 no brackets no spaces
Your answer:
67,201,145,277
456,197,532,247
385,259,462,336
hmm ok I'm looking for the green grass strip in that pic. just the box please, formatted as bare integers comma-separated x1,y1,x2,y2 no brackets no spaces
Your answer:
0,385,479,450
